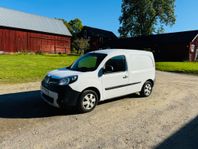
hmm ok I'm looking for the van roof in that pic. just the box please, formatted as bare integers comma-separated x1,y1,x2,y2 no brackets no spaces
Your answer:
91,49,152,55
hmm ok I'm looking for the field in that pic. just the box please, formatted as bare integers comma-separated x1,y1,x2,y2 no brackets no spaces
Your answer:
0,54,79,84
156,62,198,74
0,54,198,84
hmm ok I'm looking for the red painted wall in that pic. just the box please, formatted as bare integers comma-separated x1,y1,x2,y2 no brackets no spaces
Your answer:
189,36,198,61
0,27,71,53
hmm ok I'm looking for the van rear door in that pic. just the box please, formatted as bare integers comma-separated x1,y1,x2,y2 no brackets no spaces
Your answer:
128,54,155,93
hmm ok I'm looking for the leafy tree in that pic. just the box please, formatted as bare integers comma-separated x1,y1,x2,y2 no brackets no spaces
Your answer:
62,18,89,53
119,0,176,37
64,18,83,38
73,38,90,54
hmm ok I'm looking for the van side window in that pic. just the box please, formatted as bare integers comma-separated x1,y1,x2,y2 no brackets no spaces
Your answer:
104,55,127,73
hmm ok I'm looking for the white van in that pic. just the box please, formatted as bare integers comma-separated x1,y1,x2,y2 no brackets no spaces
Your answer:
41,49,155,113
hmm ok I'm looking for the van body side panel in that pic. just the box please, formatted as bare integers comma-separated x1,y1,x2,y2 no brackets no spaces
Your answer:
127,54,155,93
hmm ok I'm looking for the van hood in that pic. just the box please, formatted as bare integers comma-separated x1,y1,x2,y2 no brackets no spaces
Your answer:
48,68,82,79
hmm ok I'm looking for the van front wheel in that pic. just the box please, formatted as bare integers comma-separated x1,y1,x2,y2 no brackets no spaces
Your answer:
77,90,98,113
140,81,153,97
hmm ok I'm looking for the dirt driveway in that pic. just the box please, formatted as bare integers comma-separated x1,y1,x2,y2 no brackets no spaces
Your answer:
0,71,198,149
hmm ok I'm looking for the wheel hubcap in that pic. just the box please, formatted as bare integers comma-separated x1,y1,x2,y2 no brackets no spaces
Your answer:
144,84,152,96
82,93,96,110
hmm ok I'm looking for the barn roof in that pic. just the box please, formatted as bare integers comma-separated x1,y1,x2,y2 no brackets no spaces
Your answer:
0,7,71,36
82,26,117,39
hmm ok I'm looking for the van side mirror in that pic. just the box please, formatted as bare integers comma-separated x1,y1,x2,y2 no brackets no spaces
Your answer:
104,65,114,73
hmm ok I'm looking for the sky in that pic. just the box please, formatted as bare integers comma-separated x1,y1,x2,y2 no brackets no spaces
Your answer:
0,0,197,36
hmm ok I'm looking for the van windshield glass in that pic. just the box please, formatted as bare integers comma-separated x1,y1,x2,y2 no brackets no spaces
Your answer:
69,53,107,72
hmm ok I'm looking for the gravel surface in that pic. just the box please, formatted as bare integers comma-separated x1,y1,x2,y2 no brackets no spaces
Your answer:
0,71,198,149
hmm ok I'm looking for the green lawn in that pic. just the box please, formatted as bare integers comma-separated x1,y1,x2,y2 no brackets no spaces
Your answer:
0,54,79,84
156,62,198,74
0,54,197,84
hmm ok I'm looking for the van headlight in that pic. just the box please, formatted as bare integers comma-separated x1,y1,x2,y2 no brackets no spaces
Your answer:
59,75,78,86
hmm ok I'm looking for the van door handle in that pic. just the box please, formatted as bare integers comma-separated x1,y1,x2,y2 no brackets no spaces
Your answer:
123,75,128,79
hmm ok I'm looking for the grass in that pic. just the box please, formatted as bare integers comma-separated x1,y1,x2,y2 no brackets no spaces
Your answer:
0,54,197,84
0,54,79,84
156,62,198,74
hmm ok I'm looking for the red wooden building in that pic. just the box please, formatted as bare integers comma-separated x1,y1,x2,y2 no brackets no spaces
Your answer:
0,7,72,54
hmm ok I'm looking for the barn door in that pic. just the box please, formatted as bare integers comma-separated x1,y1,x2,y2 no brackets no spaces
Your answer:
55,40,67,54
41,39,55,53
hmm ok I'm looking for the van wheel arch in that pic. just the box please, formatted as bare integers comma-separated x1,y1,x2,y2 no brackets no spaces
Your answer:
140,80,154,97
147,79,154,87
80,87,101,102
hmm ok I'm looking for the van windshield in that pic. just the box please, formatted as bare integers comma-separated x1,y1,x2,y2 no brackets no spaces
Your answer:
69,53,107,72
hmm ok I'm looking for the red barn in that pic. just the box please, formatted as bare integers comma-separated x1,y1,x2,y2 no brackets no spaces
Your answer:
0,7,72,54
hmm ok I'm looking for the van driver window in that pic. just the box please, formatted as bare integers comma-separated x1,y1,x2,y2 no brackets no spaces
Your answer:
105,55,127,73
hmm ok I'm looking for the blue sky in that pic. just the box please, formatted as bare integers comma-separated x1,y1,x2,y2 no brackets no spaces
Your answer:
0,0,197,36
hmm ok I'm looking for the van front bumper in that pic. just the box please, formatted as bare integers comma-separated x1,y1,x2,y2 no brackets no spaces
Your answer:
41,81,80,108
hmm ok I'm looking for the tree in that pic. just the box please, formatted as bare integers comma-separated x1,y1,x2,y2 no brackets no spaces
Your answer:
73,38,90,54
119,0,176,37
62,18,89,53
64,18,83,38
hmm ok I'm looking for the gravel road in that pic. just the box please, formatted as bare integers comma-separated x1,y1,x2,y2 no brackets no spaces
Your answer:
0,71,198,149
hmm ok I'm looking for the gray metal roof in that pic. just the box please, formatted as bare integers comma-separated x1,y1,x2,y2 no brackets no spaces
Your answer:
0,7,71,36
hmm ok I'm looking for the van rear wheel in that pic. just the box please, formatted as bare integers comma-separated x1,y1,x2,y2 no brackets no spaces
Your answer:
140,81,153,97
77,90,98,113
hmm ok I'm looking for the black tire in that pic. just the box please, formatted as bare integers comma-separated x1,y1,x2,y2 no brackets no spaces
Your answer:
77,90,98,113
140,81,153,97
